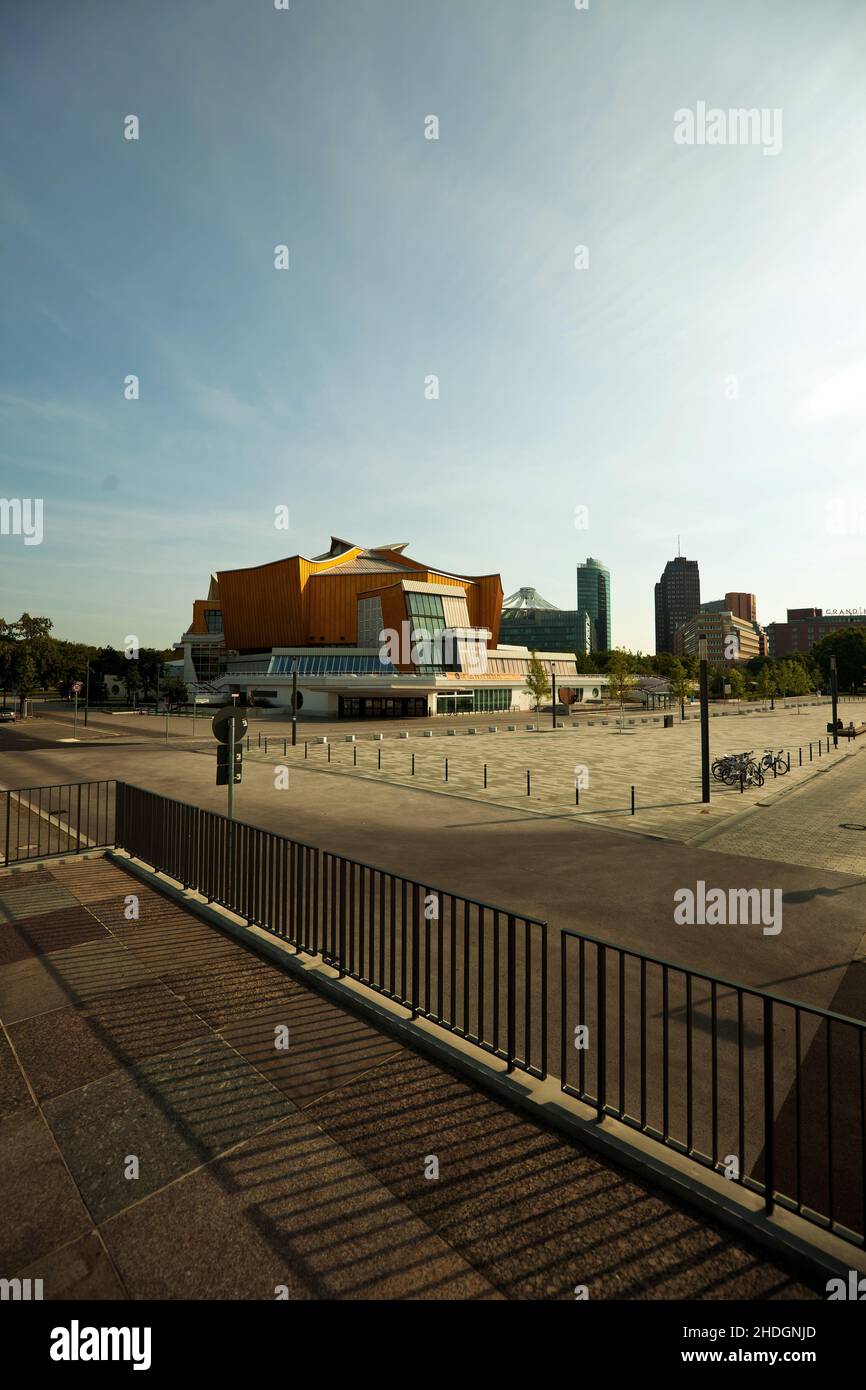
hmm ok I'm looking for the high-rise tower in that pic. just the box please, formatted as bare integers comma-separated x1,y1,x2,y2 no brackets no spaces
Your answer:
576,557,611,652
654,556,700,653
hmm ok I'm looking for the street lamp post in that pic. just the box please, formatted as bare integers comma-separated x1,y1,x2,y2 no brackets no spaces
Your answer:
830,655,839,749
699,634,710,803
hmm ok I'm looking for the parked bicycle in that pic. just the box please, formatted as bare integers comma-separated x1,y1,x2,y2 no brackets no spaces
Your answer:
711,750,765,787
759,747,790,775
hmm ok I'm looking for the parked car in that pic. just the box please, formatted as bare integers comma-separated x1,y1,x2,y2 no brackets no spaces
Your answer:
0,709,16,722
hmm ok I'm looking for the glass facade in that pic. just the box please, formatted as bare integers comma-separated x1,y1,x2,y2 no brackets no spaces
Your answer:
190,642,223,680
472,687,512,712
436,689,512,714
576,558,611,652
436,693,474,714
268,654,395,675
499,609,586,653
406,592,446,624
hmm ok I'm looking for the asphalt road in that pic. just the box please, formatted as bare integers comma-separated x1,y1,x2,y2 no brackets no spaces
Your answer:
2,737,864,1018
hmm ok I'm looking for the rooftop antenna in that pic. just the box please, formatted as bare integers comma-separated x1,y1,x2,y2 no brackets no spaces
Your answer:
677,535,681,557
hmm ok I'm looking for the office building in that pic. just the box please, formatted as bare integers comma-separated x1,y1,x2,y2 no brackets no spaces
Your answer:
655,556,700,653
501,588,592,654
576,558,611,652
766,608,866,658
673,609,766,663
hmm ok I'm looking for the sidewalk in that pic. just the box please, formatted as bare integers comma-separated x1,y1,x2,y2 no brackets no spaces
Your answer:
0,855,821,1300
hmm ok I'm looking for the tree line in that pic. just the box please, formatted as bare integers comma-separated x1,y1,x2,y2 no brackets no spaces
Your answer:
525,625,866,713
0,614,185,711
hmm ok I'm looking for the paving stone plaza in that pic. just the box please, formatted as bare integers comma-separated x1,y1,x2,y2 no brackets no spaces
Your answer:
242,700,864,846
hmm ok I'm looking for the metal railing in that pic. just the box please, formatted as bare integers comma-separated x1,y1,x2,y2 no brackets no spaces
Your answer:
560,929,866,1247
5,776,865,1246
1,780,116,865
114,782,548,1078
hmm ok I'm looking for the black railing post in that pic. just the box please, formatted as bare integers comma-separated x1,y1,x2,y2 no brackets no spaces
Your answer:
763,995,775,1214
411,883,421,1018
338,859,347,978
596,946,607,1121
4,790,10,867
506,914,516,1073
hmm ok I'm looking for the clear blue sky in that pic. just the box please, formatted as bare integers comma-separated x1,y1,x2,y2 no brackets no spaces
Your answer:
2,0,865,652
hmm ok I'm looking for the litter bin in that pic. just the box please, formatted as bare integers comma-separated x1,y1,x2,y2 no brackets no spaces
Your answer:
663,714,674,728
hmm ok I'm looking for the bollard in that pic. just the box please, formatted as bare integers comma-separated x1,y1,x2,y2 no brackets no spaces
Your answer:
527,770,531,796
799,746,802,766
327,743,331,763
483,763,487,789
445,758,449,782
575,784,579,806
283,738,287,756
258,732,261,748
304,741,308,759
631,785,635,815
740,771,744,794
377,748,381,770
412,753,415,775
353,745,357,766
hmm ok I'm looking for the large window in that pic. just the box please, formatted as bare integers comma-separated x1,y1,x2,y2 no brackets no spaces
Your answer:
407,592,446,624
473,688,512,712
191,643,223,680
269,654,395,675
436,693,474,715
204,609,223,633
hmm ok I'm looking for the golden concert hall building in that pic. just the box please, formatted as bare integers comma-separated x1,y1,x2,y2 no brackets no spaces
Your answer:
179,537,598,718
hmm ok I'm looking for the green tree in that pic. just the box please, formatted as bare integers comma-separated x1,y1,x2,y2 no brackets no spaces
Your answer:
162,676,188,708
667,659,692,721
756,664,777,706
524,650,550,720
13,651,37,715
607,648,637,731
124,662,143,706
810,627,866,692
726,666,746,700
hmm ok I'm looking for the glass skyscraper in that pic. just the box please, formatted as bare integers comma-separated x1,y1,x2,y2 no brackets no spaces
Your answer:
576,558,611,652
